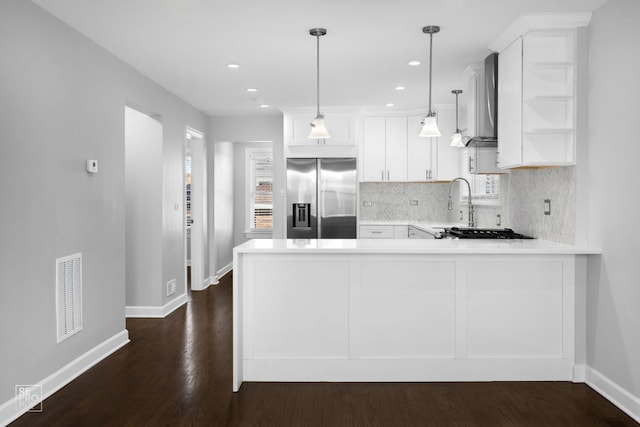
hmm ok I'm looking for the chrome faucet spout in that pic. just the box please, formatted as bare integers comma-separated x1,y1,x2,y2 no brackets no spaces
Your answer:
448,177,475,228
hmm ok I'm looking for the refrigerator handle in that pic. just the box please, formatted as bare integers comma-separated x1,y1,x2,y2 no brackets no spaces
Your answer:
317,159,322,238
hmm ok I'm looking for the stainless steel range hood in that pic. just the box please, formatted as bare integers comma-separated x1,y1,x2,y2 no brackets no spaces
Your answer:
466,52,498,147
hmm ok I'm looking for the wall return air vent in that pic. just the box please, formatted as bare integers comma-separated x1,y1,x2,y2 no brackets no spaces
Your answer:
56,253,83,343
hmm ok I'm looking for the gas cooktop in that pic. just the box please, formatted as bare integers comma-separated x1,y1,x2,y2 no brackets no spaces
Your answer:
439,227,534,239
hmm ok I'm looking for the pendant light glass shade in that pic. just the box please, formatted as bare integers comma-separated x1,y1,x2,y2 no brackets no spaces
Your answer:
450,132,464,147
450,89,464,147
420,25,441,138
309,114,330,139
309,28,330,139
419,115,441,137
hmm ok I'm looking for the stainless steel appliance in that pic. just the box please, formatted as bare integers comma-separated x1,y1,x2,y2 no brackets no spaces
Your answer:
466,52,499,147
287,158,357,239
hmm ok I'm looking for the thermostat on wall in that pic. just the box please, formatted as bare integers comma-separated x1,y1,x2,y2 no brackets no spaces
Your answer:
86,159,98,173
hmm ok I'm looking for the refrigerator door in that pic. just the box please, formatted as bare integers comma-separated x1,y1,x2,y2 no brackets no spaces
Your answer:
318,158,357,238
286,158,317,238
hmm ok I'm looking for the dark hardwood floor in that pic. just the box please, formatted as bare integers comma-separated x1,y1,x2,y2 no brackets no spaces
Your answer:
12,271,638,427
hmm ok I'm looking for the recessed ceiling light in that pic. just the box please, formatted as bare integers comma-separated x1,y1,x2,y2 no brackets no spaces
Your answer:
260,104,269,108
386,103,395,107
408,60,421,66
227,63,239,69
395,86,405,91
246,88,258,92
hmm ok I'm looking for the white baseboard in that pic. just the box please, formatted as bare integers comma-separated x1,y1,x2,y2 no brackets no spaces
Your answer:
586,366,640,424
0,330,129,426
126,293,187,318
572,364,586,382
215,263,233,284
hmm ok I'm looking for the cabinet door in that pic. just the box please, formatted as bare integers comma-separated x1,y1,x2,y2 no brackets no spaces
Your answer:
407,115,434,181
385,117,408,182
362,117,386,181
433,108,459,181
497,37,523,168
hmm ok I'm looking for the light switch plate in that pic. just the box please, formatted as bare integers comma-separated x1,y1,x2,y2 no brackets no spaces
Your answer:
544,199,551,215
363,201,373,207
86,159,98,173
409,200,419,206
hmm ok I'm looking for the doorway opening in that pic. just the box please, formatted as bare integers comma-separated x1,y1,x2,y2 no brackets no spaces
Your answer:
185,127,206,292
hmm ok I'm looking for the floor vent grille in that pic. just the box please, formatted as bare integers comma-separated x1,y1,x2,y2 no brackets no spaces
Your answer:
56,253,83,343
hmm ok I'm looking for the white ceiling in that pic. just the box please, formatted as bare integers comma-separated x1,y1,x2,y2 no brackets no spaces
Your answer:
32,0,607,117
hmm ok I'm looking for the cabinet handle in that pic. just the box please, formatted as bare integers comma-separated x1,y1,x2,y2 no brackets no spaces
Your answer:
372,231,383,234
469,157,474,173
425,170,428,180
381,170,384,181
387,170,390,180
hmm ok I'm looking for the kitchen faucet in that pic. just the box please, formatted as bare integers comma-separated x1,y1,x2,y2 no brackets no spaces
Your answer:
448,177,475,228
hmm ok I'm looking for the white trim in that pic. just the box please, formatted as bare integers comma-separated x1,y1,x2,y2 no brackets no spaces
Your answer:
490,12,592,53
572,364,586,382
586,366,640,424
215,263,233,283
125,293,187,318
0,330,129,426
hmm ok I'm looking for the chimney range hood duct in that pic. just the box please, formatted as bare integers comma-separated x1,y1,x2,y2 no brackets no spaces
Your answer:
466,52,498,147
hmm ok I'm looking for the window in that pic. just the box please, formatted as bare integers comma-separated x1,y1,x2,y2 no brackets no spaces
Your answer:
246,149,273,232
460,150,500,204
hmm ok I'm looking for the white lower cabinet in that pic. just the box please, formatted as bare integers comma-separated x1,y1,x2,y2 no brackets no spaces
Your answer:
235,252,581,389
360,225,408,239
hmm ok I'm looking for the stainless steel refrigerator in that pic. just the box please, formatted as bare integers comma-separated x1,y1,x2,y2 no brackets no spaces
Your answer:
287,158,357,239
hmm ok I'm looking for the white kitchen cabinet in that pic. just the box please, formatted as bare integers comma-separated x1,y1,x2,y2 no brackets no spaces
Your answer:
407,115,436,181
497,31,578,168
407,110,458,182
433,108,460,181
359,224,408,239
464,146,503,174
362,117,407,181
286,111,358,146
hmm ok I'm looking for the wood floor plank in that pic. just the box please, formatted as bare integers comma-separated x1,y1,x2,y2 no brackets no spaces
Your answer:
10,271,638,426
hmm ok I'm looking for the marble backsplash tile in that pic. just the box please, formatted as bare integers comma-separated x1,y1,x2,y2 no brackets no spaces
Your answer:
359,166,576,244
359,182,451,223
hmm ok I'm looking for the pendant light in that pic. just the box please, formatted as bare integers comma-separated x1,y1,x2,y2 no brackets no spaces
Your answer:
419,25,441,138
450,89,465,147
309,28,330,139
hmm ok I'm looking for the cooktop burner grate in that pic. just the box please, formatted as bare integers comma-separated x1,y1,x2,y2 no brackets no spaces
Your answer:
443,227,534,239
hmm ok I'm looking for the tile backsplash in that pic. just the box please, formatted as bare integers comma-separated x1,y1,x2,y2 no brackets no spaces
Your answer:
359,166,576,244
359,182,451,223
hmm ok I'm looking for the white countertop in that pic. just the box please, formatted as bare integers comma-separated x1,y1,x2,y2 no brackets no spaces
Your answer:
234,238,600,255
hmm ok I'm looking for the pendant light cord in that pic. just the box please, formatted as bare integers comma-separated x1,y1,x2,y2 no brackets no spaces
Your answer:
316,34,320,117
428,32,433,115
455,92,459,132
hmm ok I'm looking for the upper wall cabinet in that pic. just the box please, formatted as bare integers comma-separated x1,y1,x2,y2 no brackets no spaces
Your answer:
362,117,408,182
490,13,591,169
362,110,458,183
286,112,358,146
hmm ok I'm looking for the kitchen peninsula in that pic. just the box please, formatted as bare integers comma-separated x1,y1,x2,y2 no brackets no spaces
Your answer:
232,239,599,392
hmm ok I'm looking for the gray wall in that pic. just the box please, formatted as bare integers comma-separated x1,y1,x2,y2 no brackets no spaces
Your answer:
586,0,640,399
0,0,207,405
125,107,163,306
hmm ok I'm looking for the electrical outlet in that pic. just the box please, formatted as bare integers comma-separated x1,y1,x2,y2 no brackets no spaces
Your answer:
363,201,373,207
496,214,502,227
409,200,419,206
166,279,176,297
459,210,464,221
544,199,551,216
